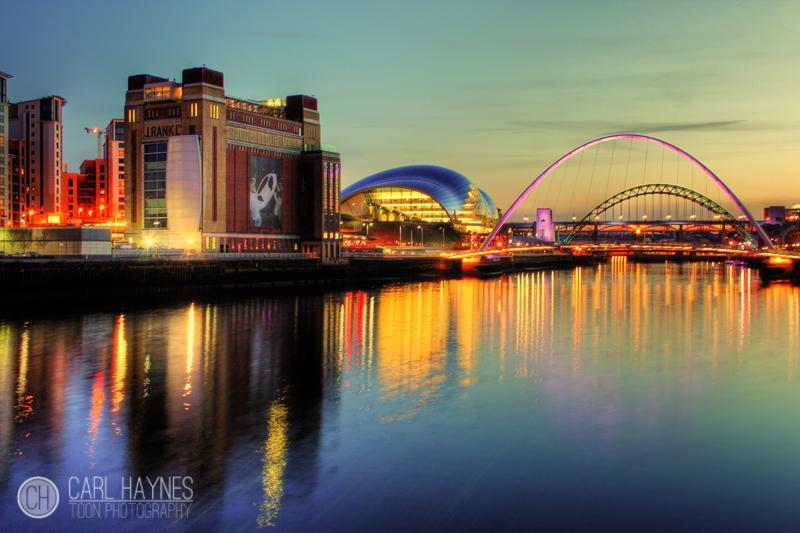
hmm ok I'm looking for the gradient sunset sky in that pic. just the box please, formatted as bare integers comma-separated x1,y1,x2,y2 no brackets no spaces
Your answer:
2,0,798,211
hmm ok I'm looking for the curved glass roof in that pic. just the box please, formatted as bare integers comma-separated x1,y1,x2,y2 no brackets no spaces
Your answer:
341,165,498,222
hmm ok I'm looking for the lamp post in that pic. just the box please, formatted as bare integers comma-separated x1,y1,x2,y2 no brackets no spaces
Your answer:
417,225,423,247
440,226,445,246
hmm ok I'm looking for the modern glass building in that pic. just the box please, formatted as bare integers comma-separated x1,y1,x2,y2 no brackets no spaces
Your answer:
341,165,498,235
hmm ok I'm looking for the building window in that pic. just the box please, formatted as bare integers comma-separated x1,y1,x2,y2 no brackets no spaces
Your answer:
188,102,198,118
127,108,137,123
210,104,220,120
143,142,167,229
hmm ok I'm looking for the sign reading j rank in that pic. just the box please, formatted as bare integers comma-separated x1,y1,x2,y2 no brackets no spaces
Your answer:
143,123,183,138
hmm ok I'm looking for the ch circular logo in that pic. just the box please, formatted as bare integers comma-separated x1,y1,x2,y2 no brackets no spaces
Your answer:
17,476,59,519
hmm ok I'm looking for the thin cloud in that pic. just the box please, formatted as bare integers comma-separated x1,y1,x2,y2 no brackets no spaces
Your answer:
607,120,746,134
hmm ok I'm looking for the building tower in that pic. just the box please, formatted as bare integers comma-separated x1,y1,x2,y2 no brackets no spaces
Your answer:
105,119,125,221
9,95,66,225
535,208,555,243
0,72,11,226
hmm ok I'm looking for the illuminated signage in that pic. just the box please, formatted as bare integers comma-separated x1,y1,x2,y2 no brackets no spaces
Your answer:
143,123,182,138
226,126,302,152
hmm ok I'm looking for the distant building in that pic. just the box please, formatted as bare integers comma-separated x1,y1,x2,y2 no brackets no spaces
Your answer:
535,208,555,242
0,72,10,226
123,66,341,260
62,169,83,216
787,204,800,222
63,159,110,222
105,119,125,220
763,206,786,224
8,95,67,225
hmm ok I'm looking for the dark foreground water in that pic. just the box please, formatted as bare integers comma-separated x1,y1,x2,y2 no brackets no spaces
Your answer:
1,259,800,531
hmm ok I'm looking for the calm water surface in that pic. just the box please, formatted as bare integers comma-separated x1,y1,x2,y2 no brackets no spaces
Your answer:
2,259,800,531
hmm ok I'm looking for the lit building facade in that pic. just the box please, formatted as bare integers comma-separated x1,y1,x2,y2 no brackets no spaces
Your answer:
124,67,341,260
8,95,66,225
764,206,787,224
0,72,10,226
105,119,125,220
340,165,498,247
63,159,112,222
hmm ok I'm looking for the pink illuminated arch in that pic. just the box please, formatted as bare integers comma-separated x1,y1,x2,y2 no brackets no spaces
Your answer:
479,134,772,250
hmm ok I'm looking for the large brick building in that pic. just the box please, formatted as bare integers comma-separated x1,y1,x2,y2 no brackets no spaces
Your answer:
123,66,341,261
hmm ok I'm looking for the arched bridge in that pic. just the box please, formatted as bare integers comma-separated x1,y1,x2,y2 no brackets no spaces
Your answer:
479,134,772,250
561,183,752,244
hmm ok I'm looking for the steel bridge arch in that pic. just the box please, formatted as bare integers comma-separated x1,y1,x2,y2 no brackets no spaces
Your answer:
478,134,773,250
560,183,752,244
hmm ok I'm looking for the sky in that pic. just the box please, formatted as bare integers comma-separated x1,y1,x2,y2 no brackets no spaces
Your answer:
2,0,799,212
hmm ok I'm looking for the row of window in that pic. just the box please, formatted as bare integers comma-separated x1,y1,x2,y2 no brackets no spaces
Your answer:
143,142,168,229
129,101,223,123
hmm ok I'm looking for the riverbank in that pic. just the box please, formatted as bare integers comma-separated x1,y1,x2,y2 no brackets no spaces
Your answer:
0,252,602,307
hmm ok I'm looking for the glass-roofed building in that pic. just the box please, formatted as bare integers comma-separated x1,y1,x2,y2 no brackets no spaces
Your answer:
340,165,499,248
341,165,498,232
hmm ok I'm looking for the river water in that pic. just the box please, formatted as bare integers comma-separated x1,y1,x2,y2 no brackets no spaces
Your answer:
1,259,800,531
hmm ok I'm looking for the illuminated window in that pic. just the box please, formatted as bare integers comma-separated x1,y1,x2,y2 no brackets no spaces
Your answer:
143,142,167,229
127,108,137,123
144,84,173,101
188,102,198,118
210,104,220,120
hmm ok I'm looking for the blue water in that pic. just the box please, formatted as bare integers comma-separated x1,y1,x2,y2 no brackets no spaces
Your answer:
1,259,800,531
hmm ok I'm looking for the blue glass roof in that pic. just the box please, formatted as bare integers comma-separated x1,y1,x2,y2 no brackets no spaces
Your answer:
341,165,497,220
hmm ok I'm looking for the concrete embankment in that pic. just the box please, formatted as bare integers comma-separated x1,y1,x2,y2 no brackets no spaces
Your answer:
0,255,462,305
0,252,607,306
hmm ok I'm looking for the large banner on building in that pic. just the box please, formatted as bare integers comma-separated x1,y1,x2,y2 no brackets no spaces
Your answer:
249,156,283,229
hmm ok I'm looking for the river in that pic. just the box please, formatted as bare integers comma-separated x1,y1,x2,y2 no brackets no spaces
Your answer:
2,259,800,531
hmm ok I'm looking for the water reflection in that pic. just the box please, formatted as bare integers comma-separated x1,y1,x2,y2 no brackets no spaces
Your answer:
1,260,800,530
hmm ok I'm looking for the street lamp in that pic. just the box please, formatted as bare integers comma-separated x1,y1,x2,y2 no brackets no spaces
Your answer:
417,225,423,247
440,226,445,246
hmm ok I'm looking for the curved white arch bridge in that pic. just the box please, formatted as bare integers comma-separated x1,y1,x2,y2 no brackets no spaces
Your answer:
479,134,772,250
